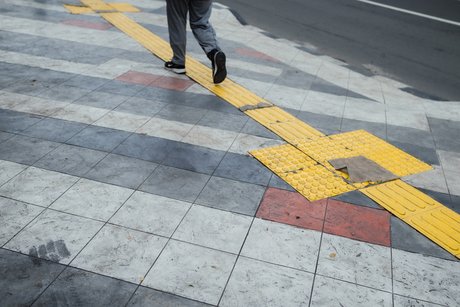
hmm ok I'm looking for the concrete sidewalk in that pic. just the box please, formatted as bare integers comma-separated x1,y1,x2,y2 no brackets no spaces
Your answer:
0,0,459,306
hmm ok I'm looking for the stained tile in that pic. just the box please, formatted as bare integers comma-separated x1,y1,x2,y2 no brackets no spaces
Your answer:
149,75,194,91
0,197,43,246
142,240,236,305
5,210,103,264
72,224,167,283
256,187,326,231
220,257,313,307
21,117,87,143
317,234,392,291
34,144,107,177
139,165,209,202
0,160,27,186
196,176,265,216
33,267,136,307
393,249,460,306
113,134,177,163
0,249,65,306
53,103,109,124
174,205,252,254
50,179,133,221
229,133,283,155
323,199,391,246
110,191,191,237
310,275,392,307
67,125,131,152
242,218,321,272
0,135,59,165
128,286,213,307
214,152,272,186
162,142,225,175
116,71,161,86
0,167,78,207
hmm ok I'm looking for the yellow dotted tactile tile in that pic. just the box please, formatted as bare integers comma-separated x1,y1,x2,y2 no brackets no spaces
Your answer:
362,180,460,258
64,4,94,14
250,144,355,201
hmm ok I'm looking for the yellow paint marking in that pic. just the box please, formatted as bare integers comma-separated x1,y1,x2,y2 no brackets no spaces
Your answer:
362,180,460,257
64,4,94,14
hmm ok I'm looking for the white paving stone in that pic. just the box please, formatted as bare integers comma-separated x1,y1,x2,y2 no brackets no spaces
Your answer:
0,160,27,187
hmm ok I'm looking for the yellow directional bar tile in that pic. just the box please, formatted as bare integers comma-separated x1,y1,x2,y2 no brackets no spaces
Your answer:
81,0,114,11
250,144,356,201
64,4,94,14
296,130,431,178
108,3,140,12
362,180,460,258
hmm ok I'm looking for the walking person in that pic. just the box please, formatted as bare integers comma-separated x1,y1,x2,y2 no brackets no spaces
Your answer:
164,0,227,84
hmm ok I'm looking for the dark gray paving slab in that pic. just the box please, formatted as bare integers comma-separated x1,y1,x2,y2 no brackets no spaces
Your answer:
275,68,315,89
389,140,439,165
35,144,107,177
0,135,59,165
74,91,130,109
296,110,342,133
268,174,295,192
113,134,177,163
21,118,87,143
420,188,459,214
3,80,54,96
391,217,457,261
0,248,65,306
140,165,209,202
0,108,44,133
62,75,110,91
449,195,460,213
162,142,225,175
136,87,188,104
0,131,14,143
240,118,280,139
155,104,208,125
115,96,167,117
0,30,42,51
214,152,272,186
311,80,347,96
428,117,460,152
128,286,212,307
28,69,75,85
332,190,383,210
85,153,157,189
387,124,436,149
196,176,265,216
33,267,136,307
0,75,19,89
66,125,131,152
97,80,146,97
197,110,248,132
340,118,387,139
36,84,91,103
188,94,241,115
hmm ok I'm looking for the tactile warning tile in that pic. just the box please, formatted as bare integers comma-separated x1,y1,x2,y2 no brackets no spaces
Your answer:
64,4,94,14
296,130,431,178
250,144,355,201
362,180,460,258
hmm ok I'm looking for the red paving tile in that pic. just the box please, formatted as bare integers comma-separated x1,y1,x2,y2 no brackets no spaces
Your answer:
256,187,327,231
324,199,391,246
235,47,279,62
149,76,194,91
62,19,112,30
116,71,161,86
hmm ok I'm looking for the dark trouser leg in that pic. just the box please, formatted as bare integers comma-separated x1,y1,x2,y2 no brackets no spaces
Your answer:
166,0,188,65
189,0,220,56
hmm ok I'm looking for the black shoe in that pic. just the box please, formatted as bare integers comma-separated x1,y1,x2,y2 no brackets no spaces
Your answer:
164,61,186,74
211,51,227,84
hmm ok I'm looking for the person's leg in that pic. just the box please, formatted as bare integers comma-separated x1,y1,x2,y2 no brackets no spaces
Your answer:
166,0,188,66
189,0,227,83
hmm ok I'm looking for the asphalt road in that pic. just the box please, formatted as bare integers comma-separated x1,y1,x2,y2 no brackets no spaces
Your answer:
217,0,460,101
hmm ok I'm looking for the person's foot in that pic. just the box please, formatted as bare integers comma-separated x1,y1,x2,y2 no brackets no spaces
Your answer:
211,51,227,84
164,61,186,74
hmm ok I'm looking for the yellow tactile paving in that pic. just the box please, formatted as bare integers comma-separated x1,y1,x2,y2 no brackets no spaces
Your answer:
250,144,356,201
108,3,140,12
81,0,114,11
64,4,94,14
362,180,460,258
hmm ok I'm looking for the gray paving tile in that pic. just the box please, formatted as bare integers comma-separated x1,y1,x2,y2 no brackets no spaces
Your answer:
115,96,167,117
393,295,443,307
66,125,131,152
275,68,316,89
311,80,347,96
140,165,209,202
20,117,87,143
156,104,208,125
449,195,460,213
97,80,146,97
240,119,280,139
297,110,342,132
0,108,44,133
113,134,177,163
332,190,383,210
36,84,91,103
196,176,265,216
30,69,75,85
0,248,65,306
268,174,295,191
0,131,14,143
162,142,225,175
189,94,241,115
428,117,460,152
387,124,436,149
390,217,456,261
214,152,272,186
85,153,158,189
33,267,136,307
341,118,387,139
35,144,107,177
62,75,110,90
197,110,248,132
74,91,130,109
390,140,439,165
128,287,213,307
0,31,42,51
136,87,188,104
0,135,59,165
3,80,54,96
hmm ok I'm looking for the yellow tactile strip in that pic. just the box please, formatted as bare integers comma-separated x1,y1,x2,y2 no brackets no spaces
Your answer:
362,180,460,258
251,144,356,201
64,4,94,14
65,1,139,14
